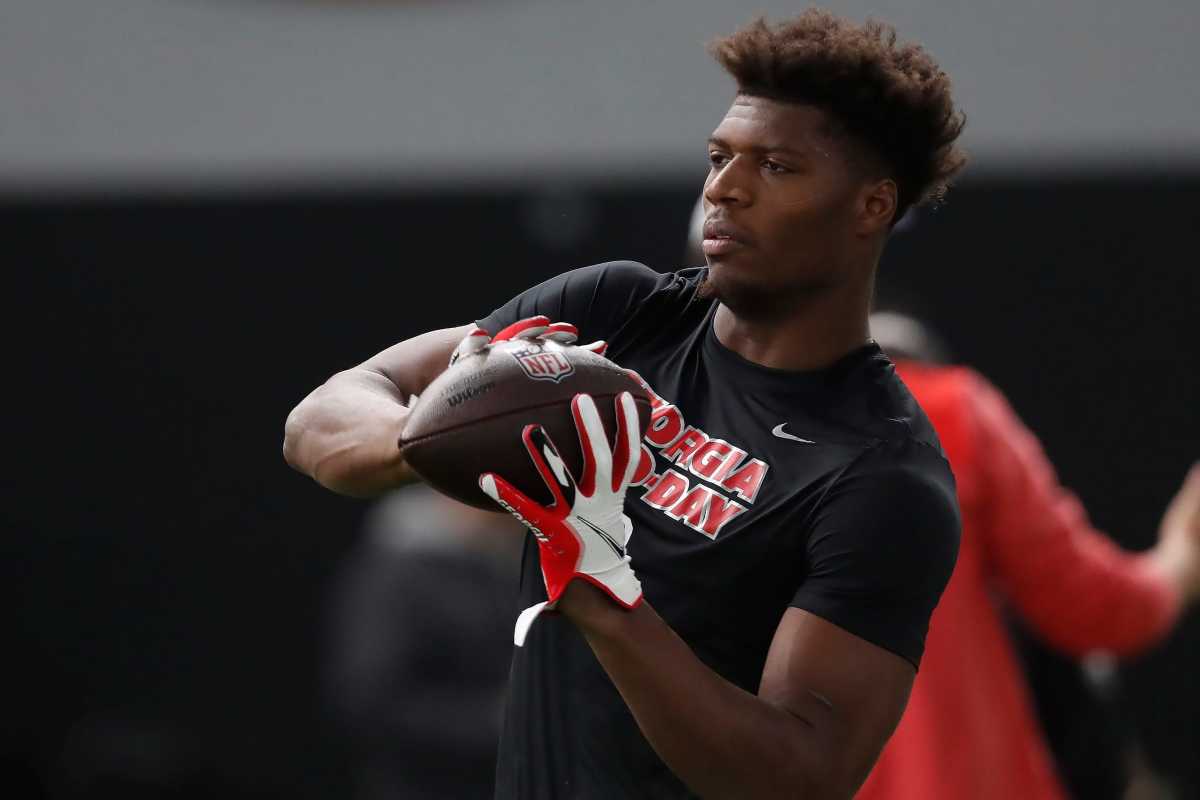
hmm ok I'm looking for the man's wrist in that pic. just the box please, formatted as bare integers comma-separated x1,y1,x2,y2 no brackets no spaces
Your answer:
559,580,637,635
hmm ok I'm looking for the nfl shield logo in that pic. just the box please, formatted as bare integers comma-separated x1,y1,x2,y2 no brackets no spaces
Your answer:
511,345,575,383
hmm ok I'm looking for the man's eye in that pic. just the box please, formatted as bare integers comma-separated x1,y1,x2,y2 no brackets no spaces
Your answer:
708,152,729,167
763,160,788,174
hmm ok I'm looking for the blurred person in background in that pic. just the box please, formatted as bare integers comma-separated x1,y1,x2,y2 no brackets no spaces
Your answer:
324,485,521,800
866,310,1200,800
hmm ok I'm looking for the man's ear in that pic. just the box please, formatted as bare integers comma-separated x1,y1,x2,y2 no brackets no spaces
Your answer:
858,178,898,236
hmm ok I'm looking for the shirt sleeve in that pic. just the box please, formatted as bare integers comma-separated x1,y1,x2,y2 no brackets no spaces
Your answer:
476,261,665,348
790,441,961,668
965,372,1181,657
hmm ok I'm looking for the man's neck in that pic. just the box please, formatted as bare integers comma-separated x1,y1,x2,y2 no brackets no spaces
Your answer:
712,282,872,372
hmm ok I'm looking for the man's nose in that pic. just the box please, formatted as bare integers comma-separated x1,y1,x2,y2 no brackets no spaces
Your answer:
703,158,752,208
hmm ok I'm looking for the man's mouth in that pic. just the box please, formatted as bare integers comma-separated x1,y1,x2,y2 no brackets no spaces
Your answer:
702,219,752,256
702,236,742,256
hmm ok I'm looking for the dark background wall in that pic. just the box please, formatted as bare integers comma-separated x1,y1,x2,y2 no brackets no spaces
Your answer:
5,175,1198,796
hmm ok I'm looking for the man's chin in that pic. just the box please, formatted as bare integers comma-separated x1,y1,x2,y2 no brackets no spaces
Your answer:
700,262,805,320
699,265,764,313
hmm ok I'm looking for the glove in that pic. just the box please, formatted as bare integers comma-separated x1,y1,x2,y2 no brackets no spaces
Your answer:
480,391,643,646
449,315,607,367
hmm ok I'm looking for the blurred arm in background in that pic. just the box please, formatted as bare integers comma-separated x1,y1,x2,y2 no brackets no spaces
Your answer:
956,367,1198,654
282,324,471,497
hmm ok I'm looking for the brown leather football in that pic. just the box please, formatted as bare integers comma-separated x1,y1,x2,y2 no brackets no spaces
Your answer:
399,340,652,510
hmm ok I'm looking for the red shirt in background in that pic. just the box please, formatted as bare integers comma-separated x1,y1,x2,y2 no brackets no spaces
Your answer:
857,362,1182,800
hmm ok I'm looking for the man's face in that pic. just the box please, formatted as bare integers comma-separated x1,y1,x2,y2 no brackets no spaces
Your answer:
701,95,873,315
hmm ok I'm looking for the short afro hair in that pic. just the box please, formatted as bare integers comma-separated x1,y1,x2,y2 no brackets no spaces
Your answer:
709,9,967,221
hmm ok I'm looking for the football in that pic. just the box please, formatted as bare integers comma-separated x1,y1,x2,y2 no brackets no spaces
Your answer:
399,339,653,510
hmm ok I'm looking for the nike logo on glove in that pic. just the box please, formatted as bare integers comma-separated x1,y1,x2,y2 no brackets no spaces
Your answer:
772,424,816,444
576,515,626,558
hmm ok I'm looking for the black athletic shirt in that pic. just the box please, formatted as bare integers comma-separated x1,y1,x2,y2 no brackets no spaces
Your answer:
477,262,961,800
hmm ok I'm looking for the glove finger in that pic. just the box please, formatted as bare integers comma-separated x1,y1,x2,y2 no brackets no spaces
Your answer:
571,393,611,497
493,316,551,342
580,340,608,357
448,326,491,367
611,391,641,492
538,322,579,345
513,325,550,341
521,424,576,509
480,472,544,525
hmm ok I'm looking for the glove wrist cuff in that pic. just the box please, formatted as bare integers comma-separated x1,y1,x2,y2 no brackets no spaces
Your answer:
513,565,642,646
582,562,642,608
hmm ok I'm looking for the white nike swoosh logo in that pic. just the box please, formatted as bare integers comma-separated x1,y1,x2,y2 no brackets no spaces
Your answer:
772,424,815,444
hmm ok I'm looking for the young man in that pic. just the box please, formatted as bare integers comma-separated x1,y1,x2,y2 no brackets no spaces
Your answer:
286,11,967,799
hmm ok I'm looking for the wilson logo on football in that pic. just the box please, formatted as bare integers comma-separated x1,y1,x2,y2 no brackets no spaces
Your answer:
510,347,575,383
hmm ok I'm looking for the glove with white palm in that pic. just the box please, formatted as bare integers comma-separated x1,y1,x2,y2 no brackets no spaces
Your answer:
480,391,643,646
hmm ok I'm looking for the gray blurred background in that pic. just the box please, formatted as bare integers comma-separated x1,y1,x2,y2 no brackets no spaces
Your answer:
4,1,1198,798
4,0,1199,186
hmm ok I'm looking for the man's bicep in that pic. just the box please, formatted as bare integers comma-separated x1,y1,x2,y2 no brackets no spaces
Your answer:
757,447,959,795
759,608,914,798
358,324,474,398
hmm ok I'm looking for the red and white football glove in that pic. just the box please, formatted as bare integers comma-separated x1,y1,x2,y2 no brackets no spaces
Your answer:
480,391,643,646
449,315,607,367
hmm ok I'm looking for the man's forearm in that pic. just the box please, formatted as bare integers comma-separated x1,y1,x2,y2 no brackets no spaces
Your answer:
560,584,838,799
283,324,470,496
283,368,419,497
